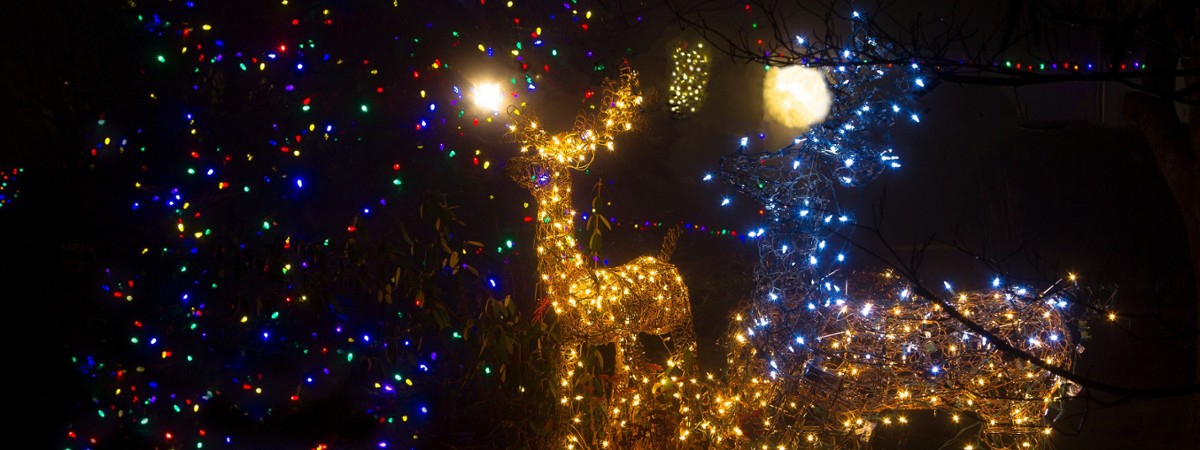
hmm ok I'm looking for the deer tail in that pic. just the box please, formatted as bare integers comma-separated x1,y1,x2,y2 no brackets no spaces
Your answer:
659,224,683,262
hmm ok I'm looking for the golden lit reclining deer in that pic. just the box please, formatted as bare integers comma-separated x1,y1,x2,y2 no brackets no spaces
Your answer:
790,272,1075,446
702,270,1076,448
504,67,696,440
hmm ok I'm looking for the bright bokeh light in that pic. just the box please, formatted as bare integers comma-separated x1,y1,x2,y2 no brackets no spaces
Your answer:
764,66,831,130
472,82,503,112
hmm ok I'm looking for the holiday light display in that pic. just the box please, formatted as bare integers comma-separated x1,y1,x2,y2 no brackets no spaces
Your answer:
48,1,1121,448
691,15,1081,448
506,67,698,446
667,42,712,117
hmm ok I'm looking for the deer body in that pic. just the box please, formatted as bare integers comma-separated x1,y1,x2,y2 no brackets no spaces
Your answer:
711,146,1075,446
526,168,690,341
558,254,691,342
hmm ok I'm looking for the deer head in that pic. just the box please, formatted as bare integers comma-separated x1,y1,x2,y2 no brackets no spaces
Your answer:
506,154,556,192
504,67,644,182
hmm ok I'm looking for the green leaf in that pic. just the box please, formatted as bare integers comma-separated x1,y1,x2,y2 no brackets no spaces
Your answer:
430,303,451,329
589,233,602,253
399,224,414,249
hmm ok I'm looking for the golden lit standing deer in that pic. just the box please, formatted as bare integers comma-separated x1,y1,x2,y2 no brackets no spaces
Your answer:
505,68,696,439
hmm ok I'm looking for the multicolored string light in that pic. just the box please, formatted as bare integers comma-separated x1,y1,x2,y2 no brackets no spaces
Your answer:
64,1,642,448
0,167,20,208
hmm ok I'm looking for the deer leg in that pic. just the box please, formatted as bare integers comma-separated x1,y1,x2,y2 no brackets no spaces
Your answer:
671,317,700,430
680,316,698,365
612,341,625,393
665,312,698,371
555,338,583,444
624,335,648,382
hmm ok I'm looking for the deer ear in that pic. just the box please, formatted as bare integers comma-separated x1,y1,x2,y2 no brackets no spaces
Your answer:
507,156,531,172
506,159,526,179
507,156,542,186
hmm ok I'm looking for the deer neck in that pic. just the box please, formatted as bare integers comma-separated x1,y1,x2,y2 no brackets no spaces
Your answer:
531,168,590,295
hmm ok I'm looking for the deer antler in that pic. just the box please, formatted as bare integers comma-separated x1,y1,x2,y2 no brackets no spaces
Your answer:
506,66,643,171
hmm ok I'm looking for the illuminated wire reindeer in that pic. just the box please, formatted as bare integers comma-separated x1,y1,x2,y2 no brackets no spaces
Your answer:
505,68,696,439
696,27,1081,446
705,123,1079,450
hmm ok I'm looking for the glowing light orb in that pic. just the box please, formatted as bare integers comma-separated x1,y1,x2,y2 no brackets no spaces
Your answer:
764,66,831,130
471,82,504,112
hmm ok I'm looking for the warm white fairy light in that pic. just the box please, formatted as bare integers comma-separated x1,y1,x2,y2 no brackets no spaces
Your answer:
668,42,712,116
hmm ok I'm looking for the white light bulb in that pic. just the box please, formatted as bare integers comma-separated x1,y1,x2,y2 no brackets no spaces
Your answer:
472,82,503,112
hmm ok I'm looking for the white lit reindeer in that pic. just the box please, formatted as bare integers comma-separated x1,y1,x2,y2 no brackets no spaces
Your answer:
704,57,1079,447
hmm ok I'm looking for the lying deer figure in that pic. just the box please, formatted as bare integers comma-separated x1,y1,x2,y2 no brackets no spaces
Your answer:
704,141,1078,450
505,67,696,442
698,26,1079,445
